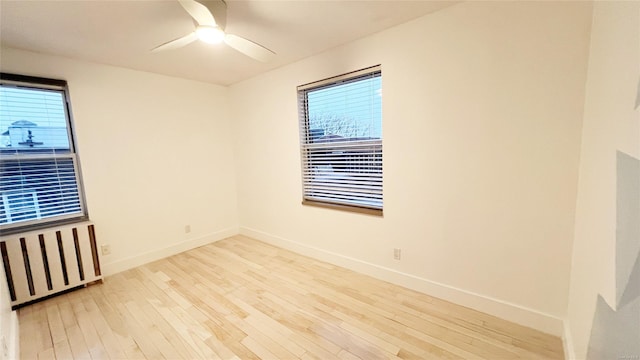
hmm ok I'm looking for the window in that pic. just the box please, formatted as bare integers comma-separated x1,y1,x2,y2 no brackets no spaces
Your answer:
297,65,382,214
0,73,87,233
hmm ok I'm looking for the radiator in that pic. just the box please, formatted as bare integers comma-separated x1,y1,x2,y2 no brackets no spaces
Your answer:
0,221,102,308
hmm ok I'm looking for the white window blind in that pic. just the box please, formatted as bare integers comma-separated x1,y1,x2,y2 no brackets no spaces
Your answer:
298,66,382,212
0,74,87,232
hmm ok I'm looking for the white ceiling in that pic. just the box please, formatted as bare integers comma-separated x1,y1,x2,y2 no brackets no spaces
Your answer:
0,0,457,86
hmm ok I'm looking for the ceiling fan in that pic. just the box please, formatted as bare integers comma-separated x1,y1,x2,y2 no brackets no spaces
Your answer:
152,0,275,62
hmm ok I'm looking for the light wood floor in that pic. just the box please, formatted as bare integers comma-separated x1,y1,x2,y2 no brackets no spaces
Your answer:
20,235,564,359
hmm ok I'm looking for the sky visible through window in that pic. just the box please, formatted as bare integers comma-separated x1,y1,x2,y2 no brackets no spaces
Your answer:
0,87,69,149
307,76,382,140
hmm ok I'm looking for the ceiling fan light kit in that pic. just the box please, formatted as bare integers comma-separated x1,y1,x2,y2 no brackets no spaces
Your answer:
196,26,225,44
152,0,275,62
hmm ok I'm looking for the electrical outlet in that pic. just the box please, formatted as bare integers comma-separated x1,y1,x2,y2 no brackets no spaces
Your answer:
101,244,111,256
184,225,191,234
393,248,401,260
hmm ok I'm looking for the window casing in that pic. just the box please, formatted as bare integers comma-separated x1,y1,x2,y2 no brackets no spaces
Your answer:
0,73,88,234
297,66,382,214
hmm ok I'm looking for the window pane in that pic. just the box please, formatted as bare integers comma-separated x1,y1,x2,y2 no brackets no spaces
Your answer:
307,75,381,142
0,87,70,152
0,156,82,225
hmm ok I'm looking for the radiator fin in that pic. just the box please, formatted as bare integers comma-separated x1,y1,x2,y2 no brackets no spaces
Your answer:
38,235,53,291
56,231,69,286
72,228,84,281
19,239,33,296
88,225,101,277
0,242,16,302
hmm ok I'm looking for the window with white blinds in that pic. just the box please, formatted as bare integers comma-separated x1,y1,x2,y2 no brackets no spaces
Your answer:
0,73,87,233
297,66,382,214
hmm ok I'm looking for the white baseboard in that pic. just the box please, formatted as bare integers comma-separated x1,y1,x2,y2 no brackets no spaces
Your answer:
563,319,575,360
103,227,239,275
240,226,565,337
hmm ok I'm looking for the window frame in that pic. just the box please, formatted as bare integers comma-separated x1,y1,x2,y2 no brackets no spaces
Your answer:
297,65,383,216
0,73,89,235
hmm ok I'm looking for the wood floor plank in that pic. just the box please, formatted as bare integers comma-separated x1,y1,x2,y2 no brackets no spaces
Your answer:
100,285,164,359
65,324,92,360
78,290,127,359
87,285,146,359
18,235,565,360
37,347,56,360
240,336,278,359
68,292,111,360
45,303,68,349
30,303,52,352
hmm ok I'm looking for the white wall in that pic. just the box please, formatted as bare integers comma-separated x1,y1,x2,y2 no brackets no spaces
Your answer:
230,1,593,335
567,1,640,358
0,48,240,275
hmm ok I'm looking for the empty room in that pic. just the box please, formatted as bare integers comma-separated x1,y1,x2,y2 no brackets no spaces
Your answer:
0,0,638,359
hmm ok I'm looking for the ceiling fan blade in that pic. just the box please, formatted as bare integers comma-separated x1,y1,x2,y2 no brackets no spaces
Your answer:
224,34,275,62
151,32,198,52
178,0,216,27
